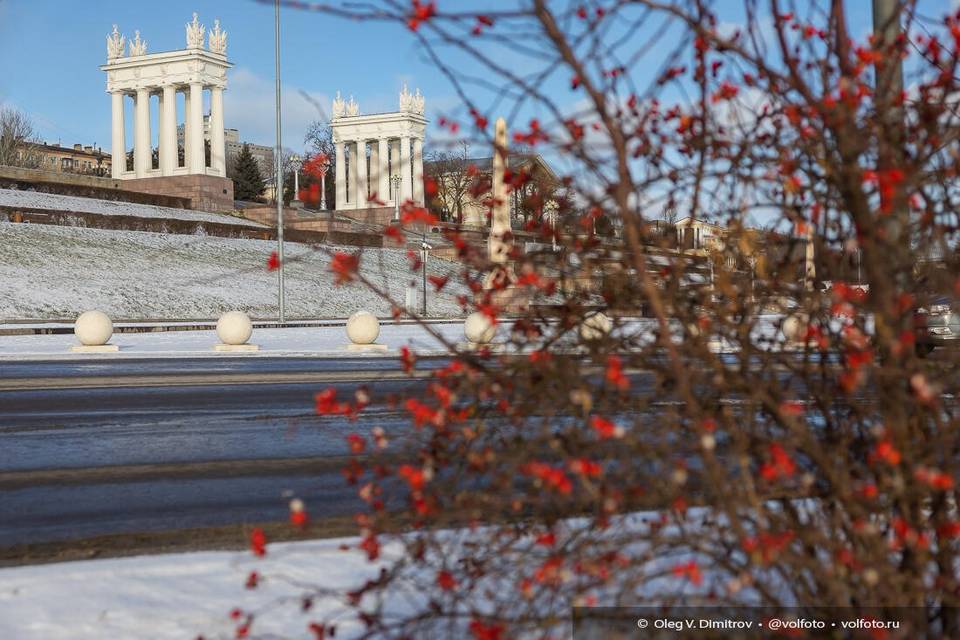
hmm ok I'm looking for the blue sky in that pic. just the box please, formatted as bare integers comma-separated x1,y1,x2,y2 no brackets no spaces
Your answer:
0,0,951,157
0,0,456,152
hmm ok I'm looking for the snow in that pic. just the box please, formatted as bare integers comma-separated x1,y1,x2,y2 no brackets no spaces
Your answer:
0,323,470,359
0,223,469,321
0,314,792,360
0,510,770,640
0,536,391,640
0,188,266,228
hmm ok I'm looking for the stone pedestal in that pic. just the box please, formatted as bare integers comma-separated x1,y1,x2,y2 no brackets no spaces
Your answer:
345,343,389,353
122,174,235,213
70,344,120,353
213,343,260,352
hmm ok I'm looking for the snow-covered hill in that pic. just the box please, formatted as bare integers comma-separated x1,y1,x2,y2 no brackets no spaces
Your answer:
0,223,467,320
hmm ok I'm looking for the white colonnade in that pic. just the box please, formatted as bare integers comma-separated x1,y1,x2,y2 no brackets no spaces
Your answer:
330,86,427,210
102,15,230,180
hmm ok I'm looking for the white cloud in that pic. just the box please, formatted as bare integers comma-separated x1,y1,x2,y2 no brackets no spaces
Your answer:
224,67,329,151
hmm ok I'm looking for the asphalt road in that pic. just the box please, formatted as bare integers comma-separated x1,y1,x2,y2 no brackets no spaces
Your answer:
0,357,435,550
0,351,888,557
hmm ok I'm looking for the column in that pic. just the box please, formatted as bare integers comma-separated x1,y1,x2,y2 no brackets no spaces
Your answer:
412,138,424,206
110,91,125,179
346,141,357,208
187,82,204,173
183,88,191,168
209,86,225,176
160,85,177,175
134,88,151,177
355,139,368,207
378,138,389,203
335,141,346,209
400,136,412,203
390,139,401,200
369,141,379,200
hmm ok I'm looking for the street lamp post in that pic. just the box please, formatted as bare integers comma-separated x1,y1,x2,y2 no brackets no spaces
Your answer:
273,0,285,323
390,174,400,222
391,174,401,222
420,239,431,316
290,154,302,208
319,160,328,211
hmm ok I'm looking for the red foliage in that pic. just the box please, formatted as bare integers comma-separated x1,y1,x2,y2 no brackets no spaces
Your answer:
759,443,797,481
671,561,703,586
245,571,260,589
590,415,623,440
250,528,267,557
266,251,280,272
605,355,629,391
521,461,573,494
436,570,458,591
407,0,436,31
469,620,505,640
400,346,416,373
329,252,359,285
398,464,426,491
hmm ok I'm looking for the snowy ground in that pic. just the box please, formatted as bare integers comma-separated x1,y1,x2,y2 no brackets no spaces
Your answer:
0,188,265,227
0,323,471,359
0,315,793,360
0,536,390,640
0,222,468,321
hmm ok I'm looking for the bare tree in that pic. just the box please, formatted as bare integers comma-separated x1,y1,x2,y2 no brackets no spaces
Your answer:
0,106,41,168
424,141,476,222
199,2,960,638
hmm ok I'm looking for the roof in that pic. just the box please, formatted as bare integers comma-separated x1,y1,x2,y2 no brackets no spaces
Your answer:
424,153,558,182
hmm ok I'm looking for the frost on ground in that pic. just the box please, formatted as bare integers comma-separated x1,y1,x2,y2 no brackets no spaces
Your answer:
0,537,385,640
0,511,769,640
0,188,265,227
0,222,468,320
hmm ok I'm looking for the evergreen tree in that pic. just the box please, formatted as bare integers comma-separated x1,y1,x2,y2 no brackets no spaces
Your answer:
231,144,265,201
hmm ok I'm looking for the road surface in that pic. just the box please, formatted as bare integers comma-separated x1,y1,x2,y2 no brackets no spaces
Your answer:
0,356,435,552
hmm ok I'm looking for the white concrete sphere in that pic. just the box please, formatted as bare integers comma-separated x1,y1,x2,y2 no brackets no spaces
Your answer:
347,311,380,345
216,311,253,345
74,310,113,346
782,314,807,342
464,312,496,344
578,312,613,341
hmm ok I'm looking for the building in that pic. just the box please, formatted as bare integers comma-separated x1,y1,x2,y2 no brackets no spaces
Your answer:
424,152,559,227
176,116,274,177
330,85,427,218
99,15,234,212
674,216,727,252
30,142,112,177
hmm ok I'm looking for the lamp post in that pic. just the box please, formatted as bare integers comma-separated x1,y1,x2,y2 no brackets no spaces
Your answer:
544,209,559,252
391,174,402,222
290,154,302,208
317,154,328,211
273,0,285,323
420,239,431,316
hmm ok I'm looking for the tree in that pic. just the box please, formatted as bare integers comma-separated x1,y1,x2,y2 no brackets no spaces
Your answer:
200,2,960,638
0,106,41,168
230,143,265,202
303,120,336,209
424,142,476,222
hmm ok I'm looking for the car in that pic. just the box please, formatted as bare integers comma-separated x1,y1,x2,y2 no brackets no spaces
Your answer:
914,295,960,355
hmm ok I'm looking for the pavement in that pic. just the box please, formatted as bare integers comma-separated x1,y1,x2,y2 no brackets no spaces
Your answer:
0,321,473,360
0,355,438,554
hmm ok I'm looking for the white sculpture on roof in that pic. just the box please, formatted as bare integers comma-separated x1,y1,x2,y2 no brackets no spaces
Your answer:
106,25,126,60
186,12,205,48
129,30,147,56
399,83,425,115
332,91,360,119
209,19,227,54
